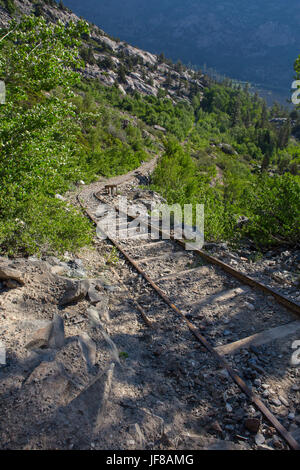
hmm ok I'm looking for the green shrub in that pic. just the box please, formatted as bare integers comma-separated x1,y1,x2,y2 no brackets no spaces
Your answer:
0,194,93,256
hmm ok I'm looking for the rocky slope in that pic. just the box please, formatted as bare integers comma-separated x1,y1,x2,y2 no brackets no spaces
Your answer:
0,1,299,451
63,0,300,101
1,169,299,450
0,0,205,102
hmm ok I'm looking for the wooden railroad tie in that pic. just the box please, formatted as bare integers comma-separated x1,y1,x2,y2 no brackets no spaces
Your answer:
105,184,118,196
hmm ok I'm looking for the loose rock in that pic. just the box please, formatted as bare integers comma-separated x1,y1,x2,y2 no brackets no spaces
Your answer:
0,265,25,285
87,287,103,305
78,333,97,367
244,417,261,433
60,279,90,305
255,433,265,446
48,313,65,349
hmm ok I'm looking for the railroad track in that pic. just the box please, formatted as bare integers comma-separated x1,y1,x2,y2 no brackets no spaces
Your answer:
77,184,300,450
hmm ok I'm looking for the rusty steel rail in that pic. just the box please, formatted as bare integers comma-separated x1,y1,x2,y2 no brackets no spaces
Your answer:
79,194,300,450
179,243,300,318
95,191,300,319
109,265,153,328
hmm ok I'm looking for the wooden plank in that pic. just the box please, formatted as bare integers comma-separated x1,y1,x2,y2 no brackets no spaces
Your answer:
215,321,300,356
115,232,150,240
138,240,167,249
188,287,250,313
153,265,210,282
137,251,188,264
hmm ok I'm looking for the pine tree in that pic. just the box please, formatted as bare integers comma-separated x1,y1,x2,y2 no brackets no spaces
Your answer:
244,109,251,128
261,151,271,171
117,65,127,83
158,52,166,64
277,119,291,149
231,96,242,126
270,101,281,118
260,102,269,128
165,71,172,87
174,60,183,73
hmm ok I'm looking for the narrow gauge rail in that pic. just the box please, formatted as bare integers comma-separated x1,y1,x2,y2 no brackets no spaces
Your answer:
77,189,300,450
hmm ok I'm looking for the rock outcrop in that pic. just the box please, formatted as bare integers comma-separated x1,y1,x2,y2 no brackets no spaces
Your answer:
0,0,205,103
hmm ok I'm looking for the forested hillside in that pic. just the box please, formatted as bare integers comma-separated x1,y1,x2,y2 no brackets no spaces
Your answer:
0,0,299,257
63,0,300,101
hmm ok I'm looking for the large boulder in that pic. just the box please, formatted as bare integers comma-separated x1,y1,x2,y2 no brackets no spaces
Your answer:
60,279,90,306
26,314,65,350
217,143,237,155
0,265,25,286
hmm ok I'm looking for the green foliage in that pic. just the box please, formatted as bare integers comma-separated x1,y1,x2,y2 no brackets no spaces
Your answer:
117,64,127,83
104,246,119,265
0,15,92,255
119,351,129,359
0,16,160,255
0,13,164,256
72,81,155,178
80,45,96,65
240,174,300,245
198,84,288,161
150,77,300,247
151,140,236,242
115,93,194,141
0,194,92,256
1,16,87,95
98,55,115,70
0,12,299,256
152,140,300,246
0,0,16,14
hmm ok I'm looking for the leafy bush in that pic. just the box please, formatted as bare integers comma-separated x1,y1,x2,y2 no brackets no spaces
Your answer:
239,174,300,245
151,139,300,247
0,15,92,255
0,0,16,14
0,195,93,256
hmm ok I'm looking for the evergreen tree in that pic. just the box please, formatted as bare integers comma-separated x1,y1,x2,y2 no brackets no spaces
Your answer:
174,60,183,73
231,95,242,126
260,102,269,128
158,52,166,64
117,64,127,83
277,119,291,149
80,46,96,65
244,108,251,128
165,71,172,87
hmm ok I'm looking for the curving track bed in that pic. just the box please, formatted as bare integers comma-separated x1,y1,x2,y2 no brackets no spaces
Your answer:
77,179,300,451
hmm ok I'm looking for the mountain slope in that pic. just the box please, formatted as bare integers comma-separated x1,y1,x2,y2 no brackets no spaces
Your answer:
63,0,300,99
0,0,299,256
0,0,206,103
